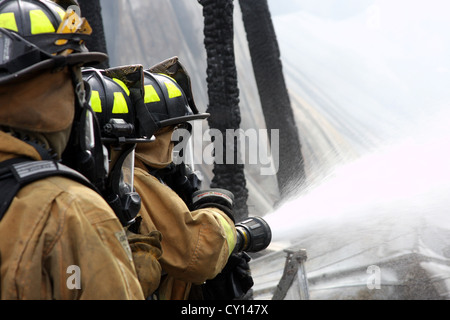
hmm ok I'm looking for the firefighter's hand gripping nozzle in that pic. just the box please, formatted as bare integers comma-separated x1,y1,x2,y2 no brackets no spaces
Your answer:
201,216,272,300
234,216,272,253
190,183,272,254
172,162,272,253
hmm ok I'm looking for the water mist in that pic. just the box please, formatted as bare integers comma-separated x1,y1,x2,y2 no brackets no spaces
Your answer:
255,109,450,299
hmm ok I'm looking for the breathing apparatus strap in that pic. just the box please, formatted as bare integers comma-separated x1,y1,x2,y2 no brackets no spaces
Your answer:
22,140,55,160
0,157,99,222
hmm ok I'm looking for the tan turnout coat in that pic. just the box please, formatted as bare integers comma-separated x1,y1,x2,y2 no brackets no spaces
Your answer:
0,133,144,300
134,159,236,300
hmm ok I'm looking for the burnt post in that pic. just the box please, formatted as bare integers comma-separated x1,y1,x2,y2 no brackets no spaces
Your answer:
198,0,249,221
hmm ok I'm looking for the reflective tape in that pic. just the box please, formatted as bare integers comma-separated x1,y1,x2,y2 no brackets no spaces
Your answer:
90,90,102,113
212,211,236,256
112,78,130,96
112,92,128,114
144,84,160,103
0,12,18,32
30,10,55,34
164,81,182,99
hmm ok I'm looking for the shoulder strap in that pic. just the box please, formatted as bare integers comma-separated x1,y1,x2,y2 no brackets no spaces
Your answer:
0,158,99,222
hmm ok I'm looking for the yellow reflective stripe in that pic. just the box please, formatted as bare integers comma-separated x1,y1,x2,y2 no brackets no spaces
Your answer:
164,81,182,98
112,92,128,114
0,12,18,31
89,90,102,113
30,10,55,34
113,78,130,96
144,84,160,103
212,211,236,256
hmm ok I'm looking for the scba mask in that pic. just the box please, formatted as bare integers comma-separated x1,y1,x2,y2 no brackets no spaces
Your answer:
61,79,109,192
106,142,141,226
82,66,154,226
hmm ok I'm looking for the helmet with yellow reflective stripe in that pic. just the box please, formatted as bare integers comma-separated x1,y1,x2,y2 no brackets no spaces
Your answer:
143,56,209,131
82,67,138,142
82,66,155,144
82,66,152,227
0,0,107,84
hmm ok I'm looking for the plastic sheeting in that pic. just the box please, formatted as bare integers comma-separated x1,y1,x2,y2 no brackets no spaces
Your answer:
250,0,450,300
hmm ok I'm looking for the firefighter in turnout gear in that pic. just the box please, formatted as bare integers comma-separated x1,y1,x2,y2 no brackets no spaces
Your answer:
0,0,143,299
83,65,163,299
130,57,240,299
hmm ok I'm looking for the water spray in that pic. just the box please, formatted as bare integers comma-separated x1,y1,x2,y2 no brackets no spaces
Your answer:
252,109,450,299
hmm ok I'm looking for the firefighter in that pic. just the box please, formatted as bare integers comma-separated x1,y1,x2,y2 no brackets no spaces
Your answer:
0,0,143,299
89,59,254,300
82,66,163,299
132,57,249,300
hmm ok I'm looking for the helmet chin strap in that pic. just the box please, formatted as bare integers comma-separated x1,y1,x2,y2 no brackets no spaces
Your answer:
4,128,57,161
22,136,56,161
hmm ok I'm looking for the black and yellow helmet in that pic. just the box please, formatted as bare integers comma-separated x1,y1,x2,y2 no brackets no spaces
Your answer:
0,0,107,84
83,66,150,227
142,69,209,130
82,67,140,142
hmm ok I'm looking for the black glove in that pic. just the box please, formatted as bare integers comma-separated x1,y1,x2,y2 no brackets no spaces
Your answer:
170,164,202,206
201,252,254,300
151,163,202,207
190,188,235,223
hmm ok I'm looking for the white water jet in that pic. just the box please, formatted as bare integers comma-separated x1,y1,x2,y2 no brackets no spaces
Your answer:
265,108,450,246
255,109,450,299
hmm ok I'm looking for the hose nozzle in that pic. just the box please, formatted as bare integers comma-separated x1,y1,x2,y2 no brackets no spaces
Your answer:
234,216,272,253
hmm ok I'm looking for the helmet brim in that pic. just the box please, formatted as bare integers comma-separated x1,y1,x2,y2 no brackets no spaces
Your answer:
159,113,210,127
0,51,108,85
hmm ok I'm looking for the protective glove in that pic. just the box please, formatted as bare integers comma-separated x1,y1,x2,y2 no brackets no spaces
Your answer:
201,251,254,300
153,163,202,207
190,188,235,223
127,230,163,298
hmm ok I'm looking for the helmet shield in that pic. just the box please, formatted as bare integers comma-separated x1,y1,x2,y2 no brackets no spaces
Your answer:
121,147,135,193
106,141,141,227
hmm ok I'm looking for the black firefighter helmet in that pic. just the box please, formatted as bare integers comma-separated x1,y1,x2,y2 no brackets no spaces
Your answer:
0,0,107,85
82,66,153,227
143,56,209,131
